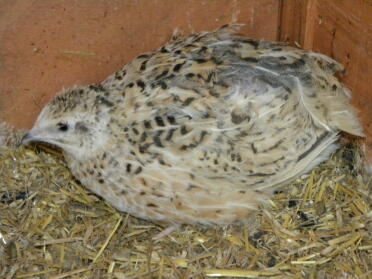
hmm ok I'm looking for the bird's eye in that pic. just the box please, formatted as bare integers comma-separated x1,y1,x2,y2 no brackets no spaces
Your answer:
57,122,69,132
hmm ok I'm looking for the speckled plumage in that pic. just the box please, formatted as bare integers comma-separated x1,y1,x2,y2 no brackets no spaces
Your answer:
23,25,364,225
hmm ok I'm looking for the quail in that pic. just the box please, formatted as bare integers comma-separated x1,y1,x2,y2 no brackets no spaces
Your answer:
22,25,364,225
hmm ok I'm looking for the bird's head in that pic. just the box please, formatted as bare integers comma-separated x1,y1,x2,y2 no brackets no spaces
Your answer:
21,85,114,160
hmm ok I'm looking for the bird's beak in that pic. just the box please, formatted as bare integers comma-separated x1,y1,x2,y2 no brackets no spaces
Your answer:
20,132,33,145
19,130,39,147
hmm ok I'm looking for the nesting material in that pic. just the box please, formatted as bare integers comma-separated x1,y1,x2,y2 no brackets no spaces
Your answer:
0,135,371,278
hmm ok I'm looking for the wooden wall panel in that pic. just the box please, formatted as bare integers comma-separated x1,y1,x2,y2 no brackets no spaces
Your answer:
0,0,280,129
278,0,309,46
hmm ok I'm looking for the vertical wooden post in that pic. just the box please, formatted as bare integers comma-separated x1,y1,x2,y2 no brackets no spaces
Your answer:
302,0,318,50
278,0,310,47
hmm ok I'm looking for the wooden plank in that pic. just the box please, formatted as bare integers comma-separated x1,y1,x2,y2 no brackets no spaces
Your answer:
302,0,318,50
278,0,309,46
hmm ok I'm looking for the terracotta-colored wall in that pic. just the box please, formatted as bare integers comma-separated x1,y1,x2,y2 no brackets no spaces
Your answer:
0,0,280,129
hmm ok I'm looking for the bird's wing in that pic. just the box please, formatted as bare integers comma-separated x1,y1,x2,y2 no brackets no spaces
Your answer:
101,25,362,192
